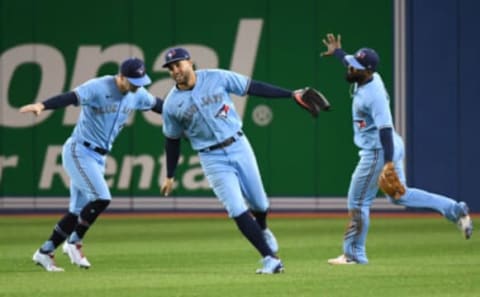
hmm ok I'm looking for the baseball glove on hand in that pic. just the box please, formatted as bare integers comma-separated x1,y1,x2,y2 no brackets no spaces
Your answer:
292,87,331,118
378,162,406,199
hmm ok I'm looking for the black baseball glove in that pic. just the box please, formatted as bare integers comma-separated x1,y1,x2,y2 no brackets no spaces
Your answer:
292,87,331,118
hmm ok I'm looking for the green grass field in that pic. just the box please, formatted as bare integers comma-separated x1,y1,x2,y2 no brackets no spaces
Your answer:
0,214,478,297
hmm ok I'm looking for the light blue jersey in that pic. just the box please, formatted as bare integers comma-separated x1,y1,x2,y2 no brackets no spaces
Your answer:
351,73,401,150
72,75,155,151
162,68,270,218
162,69,249,151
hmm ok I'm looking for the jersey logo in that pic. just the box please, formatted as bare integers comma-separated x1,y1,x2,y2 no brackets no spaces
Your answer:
92,104,118,115
182,104,198,124
354,120,366,128
215,104,230,118
201,95,222,106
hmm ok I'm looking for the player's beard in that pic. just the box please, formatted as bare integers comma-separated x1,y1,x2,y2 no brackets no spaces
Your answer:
345,71,366,84
174,71,193,89
129,85,139,93
174,73,185,84
174,72,188,85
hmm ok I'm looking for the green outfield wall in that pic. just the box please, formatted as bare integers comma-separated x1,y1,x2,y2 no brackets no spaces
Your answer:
0,0,393,200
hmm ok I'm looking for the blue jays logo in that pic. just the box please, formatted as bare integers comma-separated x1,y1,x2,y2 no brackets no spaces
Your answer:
215,104,230,118
356,51,366,60
167,50,176,59
354,120,366,129
136,66,145,76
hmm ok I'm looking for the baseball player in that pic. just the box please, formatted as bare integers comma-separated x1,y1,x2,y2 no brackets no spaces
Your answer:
160,47,317,274
321,34,473,265
20,57,163,271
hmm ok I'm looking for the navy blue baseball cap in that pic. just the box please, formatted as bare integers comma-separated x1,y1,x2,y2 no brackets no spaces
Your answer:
120,57,152,86
162,47,191,68
345,48,379,71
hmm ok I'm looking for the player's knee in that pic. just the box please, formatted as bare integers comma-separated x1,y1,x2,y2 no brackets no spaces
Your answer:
386,189,408,203
92,199,110,212
69,208,82,216
249,201,269,213
227,205,248,218
79,199,110,224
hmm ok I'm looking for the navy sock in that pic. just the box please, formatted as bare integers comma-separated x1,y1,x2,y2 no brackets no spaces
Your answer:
233,211,273,257
40,212,78,252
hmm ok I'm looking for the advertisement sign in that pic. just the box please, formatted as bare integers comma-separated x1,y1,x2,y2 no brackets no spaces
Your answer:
0,0,393,204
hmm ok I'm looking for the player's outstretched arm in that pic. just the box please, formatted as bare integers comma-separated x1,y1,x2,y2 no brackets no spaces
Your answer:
247,80,292,98
19,92,78,116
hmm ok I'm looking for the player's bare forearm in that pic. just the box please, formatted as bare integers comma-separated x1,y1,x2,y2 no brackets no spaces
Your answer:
19,102,45,116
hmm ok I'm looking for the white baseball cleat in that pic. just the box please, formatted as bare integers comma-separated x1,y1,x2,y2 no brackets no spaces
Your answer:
457,215,473,239
327,254,358,265
255,255,284,274
64,242,91,268
263,228,279,254
457,202,473,239
32,250,65,272
62,241,68,254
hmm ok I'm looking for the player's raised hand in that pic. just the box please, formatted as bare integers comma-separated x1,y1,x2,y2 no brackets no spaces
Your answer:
321,33,342,56
161,177,175,196
19,103,45,116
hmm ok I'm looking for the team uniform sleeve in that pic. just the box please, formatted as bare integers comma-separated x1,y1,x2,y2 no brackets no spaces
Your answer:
247,80,292,98
151,98,163,113
219,69,250,96
74,78,97,105
162,100,184,139
333,48,348,67
370,93,394,130
136,88,157,110
165,137,181,178
379,127,394,162
369,86,395,162
42,92,79,109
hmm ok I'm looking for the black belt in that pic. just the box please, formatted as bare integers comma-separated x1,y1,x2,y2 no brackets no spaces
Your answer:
83,141,108,155
198,131,243,153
